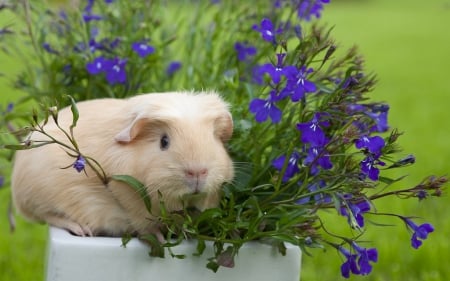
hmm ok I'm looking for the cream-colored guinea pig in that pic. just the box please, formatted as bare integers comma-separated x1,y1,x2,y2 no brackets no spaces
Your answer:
11,91,234,237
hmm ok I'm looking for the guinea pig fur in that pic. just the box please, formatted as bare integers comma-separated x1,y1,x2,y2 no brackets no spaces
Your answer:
11,91,234,237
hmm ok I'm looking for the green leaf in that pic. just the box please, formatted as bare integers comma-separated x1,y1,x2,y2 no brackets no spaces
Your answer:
121,233,132,247
378,175,408,185
206,260,219,273
277,241,287,255
67,95,79,129
168,247,186,259
141,234,165,258
111,175,152,214
3,142,51,150
193,239,206,257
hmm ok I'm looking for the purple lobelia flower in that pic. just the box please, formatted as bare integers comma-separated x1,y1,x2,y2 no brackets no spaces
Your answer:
86,56,127,85
252,18,282,44
73,155,86,173
367,104,389,133
132,41,155,58
249,90,284,123
42,43,59,55
272,151,301,182
340,199,371,228
401,217,434,249
166,61,182,76
303,145,332,175
253,53,296,85
296,113,330,146
234,42,256,61
83,0,102,22
347,103,389,134
297,180,331,204
351,242,378,276
86,56,107,75
355,135,385,155
283,65,317,101
360,153,385,181
296,0,330,21
339,246,360,278
6,103,14,113
104,57,127,85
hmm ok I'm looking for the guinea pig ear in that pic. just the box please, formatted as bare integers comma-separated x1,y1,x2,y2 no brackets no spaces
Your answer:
214,112,233,143
114,113,149,143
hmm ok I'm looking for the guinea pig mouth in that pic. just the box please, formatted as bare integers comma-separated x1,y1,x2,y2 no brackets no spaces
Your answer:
184,179,207,194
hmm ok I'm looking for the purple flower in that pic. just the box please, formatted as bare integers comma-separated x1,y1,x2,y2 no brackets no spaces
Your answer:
367,104,389,132
297,180,331,204
6,103,14,113
416,190,428,201
296,113,330,146
347,103,389,133
132,41,155,58
284,66,317,101
73,155,86,173
342,73,364,89
402,217,434,249
340,200,371,228
86,56,127,85
355,135,385,155
360,154,385,181
388,154,416,169
234,42,256,61
252,18,282,43
85,0,94,12
272,151,301,182
42,43,59,55
83,0,102,22
104,57,127,85
352,242,378,276
338,243,378,278
249,90,284,123
83,13,102,22
0,175,4,188
296,0,330,21
88,38,102,53
166,61,182,76
253,53,296,85
86,56,107,75
339,246,360,278
304,146,332,175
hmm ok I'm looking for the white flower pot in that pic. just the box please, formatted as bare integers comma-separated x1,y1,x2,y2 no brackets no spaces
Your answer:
46,227,302,281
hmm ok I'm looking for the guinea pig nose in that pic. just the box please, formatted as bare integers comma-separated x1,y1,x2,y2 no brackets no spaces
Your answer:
185,168,209,179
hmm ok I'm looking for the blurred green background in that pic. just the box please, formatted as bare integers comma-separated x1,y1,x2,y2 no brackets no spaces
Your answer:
0,0,449,280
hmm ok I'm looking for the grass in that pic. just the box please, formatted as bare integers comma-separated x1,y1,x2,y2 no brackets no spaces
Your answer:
1,0,449,280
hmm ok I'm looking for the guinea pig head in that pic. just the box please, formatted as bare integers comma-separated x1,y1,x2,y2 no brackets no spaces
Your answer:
114,93,234,210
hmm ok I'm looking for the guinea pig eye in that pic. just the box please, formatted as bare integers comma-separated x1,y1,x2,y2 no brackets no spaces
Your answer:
160,134,170,150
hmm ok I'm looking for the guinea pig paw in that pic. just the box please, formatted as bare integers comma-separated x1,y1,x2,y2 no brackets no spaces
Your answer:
47,215,93,237
67,223,93,237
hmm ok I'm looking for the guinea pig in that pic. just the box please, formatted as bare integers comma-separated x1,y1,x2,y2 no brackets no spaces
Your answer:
11,91,234,237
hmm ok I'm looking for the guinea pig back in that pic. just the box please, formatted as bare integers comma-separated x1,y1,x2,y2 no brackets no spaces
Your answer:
11,91,234,237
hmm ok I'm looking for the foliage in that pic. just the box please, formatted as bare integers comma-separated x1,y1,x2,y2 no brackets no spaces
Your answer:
0,0,447,278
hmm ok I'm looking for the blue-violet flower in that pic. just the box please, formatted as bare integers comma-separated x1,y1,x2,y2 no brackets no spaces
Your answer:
402,217,434,249
272,151,301,182
249,90,284,123
234,42,256,61
73,155,86,173
132,41,155,58
252,18,282,44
